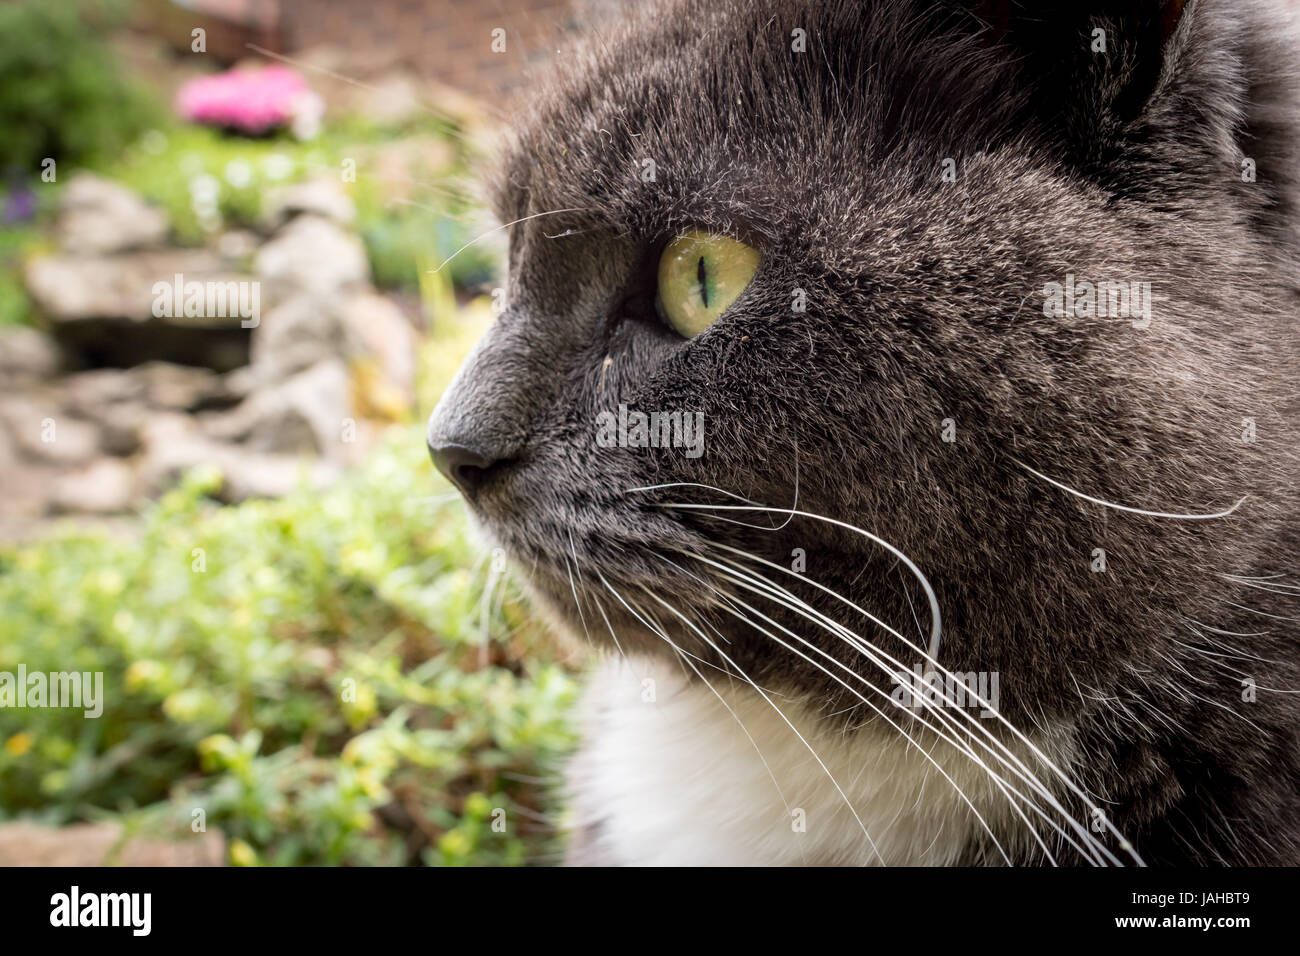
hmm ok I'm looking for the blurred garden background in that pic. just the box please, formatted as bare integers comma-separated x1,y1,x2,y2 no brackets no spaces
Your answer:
0,0,600,865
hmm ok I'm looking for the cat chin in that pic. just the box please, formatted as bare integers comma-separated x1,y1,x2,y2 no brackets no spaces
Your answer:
564,655,1078,866
519,572,705,660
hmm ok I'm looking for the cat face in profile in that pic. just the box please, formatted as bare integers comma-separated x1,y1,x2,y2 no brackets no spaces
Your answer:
428,0,1300,865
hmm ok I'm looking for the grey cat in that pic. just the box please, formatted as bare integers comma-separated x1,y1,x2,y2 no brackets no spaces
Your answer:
427,0,1300,865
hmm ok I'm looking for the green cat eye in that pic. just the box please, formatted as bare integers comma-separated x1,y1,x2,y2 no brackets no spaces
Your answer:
656,231,760,338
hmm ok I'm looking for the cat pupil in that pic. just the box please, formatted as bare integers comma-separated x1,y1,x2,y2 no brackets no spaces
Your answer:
697,255,709,307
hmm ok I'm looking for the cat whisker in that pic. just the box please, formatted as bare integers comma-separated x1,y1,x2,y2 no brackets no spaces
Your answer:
476,550,509,668
1221,599,1300,623
653,552,1045,865
561,553,595,651
1012,459,1248,520
1170,637,1299,693
588,588,632,669
1219,575,1300,597
596,567,887,864
626,437,802,531
1181,622,1283,666
692,543,1140,865
632,499,944,663
623,586,810,863
427,207,592,274
1183,617,1273,639
681,552,1113,867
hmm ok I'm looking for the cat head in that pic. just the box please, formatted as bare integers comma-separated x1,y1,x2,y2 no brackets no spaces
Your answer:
427,0,1299,726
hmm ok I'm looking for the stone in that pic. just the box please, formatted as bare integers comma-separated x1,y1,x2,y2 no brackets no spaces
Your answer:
26,255,157,324
246,292,415,420
61,364,235,456
263,178,356,229
24,249,239,324
51,458,137,514
0,414,13,464
60,374,148,457
24,250,254,371
255,214,369,303
216,229,260,266
97,408,147,458
201,359,350,457
0,822,224,867
350,71,425,128
57,173,169,255
63,367,148,409
249,293,346,386
0,457,63,533
140,413,341,502
0,327,61,380
339,290,416,406
131,361,232,411
62,370,153,456
0,397,101,466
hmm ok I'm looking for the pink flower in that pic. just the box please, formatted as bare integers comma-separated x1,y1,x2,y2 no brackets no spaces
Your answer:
175,65,320,136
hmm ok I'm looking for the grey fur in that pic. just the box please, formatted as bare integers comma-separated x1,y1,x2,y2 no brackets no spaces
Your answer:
428,0,1300,865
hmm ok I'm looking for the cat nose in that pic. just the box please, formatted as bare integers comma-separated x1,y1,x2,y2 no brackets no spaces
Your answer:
428,440,508,499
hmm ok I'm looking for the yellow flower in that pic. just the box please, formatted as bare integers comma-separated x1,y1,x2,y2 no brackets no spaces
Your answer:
356,767,387,799
125,660,161,690
5,733,33,757
229,839,258,867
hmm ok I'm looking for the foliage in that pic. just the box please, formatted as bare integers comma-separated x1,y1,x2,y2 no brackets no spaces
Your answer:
0,426,581,866
0,0,159,172
0,223,47,327
0,10,565,866
94,120,497,291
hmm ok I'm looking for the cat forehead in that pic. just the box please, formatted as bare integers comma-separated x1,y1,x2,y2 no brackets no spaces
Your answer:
491,0,1025,228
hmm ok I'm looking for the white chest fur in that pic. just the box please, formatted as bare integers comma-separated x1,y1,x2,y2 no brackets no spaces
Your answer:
566,655,1070,866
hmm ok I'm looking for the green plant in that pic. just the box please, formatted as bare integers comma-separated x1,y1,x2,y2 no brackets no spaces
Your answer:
97,122,500,292
0,0,158,172
0,224,37,327
0,431,581,865
356,196,498,292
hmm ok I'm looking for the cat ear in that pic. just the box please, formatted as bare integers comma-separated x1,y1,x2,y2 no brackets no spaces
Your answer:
974,0,1188,51
971,0,1221,162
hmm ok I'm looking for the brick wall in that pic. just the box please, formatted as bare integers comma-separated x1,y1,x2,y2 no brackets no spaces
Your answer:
165,0,591,95
282,0,577,94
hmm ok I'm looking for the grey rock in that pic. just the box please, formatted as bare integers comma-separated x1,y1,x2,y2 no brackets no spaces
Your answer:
23,249,237,324
215,229,260,267
63,368,149,410
249,294,346,386
0,398,101,466
0,327,62,380
246,292,415,417
51,458,137,514
263,178,356,230
57,173,169,255
61,370,153,456
140,413,341,502
254,214,369,303
130,361,232,411
201,359,350,458
339,291,416,400
24,252,255,371
61,364,235,456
